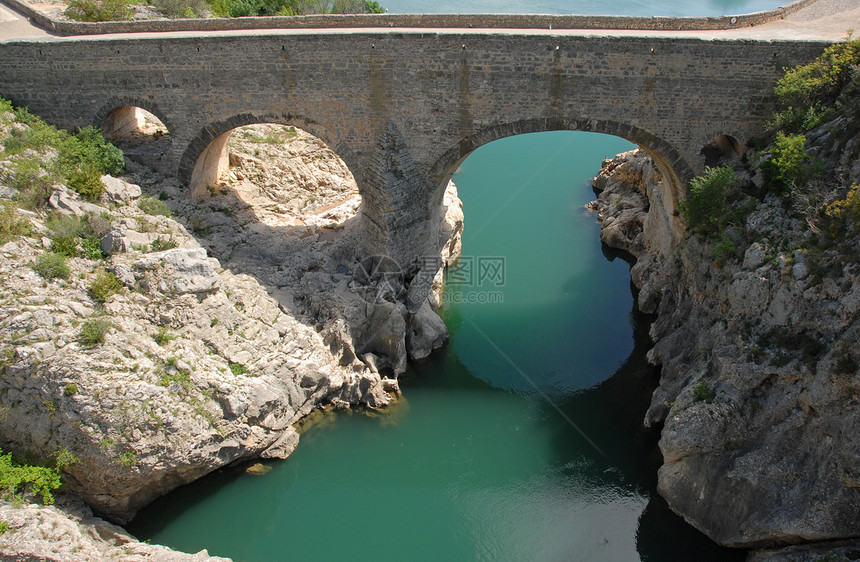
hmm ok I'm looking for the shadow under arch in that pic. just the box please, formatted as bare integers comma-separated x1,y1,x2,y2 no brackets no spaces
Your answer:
178,113,359,198
427,117,693,213
93,98,176,138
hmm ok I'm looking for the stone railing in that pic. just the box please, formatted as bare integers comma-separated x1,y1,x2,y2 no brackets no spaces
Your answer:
0,0,821,36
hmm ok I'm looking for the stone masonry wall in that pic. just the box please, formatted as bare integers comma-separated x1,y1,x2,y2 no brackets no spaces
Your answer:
0,31,827,261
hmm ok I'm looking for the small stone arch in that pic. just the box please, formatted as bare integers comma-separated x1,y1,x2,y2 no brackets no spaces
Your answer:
700,134,744,167
178,113,358,199
426,117,692,216
94,99,175,140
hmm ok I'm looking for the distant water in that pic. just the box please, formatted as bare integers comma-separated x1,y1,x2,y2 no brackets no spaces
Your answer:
381,0,784,16
128,132,745,561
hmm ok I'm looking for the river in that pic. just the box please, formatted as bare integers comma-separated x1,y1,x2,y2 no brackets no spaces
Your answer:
129,132,745,560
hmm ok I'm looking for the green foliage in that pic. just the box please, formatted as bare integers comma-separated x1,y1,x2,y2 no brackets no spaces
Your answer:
66,163,105,202
31,253,70,280
2,117,66,156
208,0,384,17
9,159,54,209
80,237,105,259
693,382,716,403
88,270,123,302
65,0,133,21
770,39,860,134
711,232,739,263
79,319,112,347
153,326,174,346
63,383,78,396
762,132,813,193
114,451,138,468
0,203,31,244
149,236,177,252
362,0,384,12
151,0,209,17
0,520,8,535
138,196,172,217
0,450,62,505
51,235,79,257
58,126,124,177
1,99,123,207
678,166,737,234
52,449,79,473
229,362,248,375
823,183,860,234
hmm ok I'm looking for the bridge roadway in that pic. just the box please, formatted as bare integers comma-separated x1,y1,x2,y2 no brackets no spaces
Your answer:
0,0,858,263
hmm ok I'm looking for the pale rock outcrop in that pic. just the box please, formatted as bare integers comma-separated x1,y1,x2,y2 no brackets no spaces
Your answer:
0,499,229,562
591,145,860,553
0,122,463,559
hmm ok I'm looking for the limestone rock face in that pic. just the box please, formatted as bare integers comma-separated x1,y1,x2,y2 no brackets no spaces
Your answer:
592,148,860,550
0,499,230,562
0,122,463,559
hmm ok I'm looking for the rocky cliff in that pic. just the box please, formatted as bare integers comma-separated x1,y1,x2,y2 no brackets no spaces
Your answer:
0,119,461,558
591,141,859,557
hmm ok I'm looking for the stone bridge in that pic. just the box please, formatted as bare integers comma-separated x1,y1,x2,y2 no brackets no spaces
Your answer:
0,22,831,263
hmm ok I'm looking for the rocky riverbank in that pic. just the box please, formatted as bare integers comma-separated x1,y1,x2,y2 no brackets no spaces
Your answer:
0,119,461,559
590,144,859,558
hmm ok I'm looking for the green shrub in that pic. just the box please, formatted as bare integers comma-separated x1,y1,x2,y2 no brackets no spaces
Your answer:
229,362,248,375
79,319,112,347
362,0,384,12
2,118,66,156
0,203,31,243
762,132,812,192
58,126,124,177
31,253,70,280
678,166,736,234
693,382,716,403
711,233,739,263
824,183,860,234
0,450,62,505
770,39,860,134
66,163,105,202
152,0,209,16
114,450,138,467
88,270,123,302
138,196,171,217
63,383,78,396
65,0,133,21
80,237,105,259
150,236,177,252
9,159,54,209
208,0,385,16
153,326,174,346
52,448,79,472
45,212,82,238
51,234,79,257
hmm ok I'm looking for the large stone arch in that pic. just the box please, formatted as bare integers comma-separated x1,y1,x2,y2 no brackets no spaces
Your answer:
426,117,692,221
178,113,359,198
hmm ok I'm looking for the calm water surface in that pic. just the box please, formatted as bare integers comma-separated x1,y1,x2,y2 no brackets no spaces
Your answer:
129,132,745,561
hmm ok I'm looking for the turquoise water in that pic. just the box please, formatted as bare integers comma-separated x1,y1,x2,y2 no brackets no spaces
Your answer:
128,132,744,560
382,0,784,16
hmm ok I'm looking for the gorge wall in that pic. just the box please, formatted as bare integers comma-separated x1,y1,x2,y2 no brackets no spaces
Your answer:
590,144,860,556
